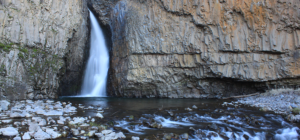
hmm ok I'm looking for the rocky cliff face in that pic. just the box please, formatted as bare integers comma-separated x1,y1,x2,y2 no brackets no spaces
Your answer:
90,0,300,98
0,0,88,100
2,0,300,99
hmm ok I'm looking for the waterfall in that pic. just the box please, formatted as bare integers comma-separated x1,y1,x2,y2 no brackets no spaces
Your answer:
81,9,109,97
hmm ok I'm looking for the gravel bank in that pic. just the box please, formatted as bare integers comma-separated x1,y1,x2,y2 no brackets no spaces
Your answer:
237,88,300,122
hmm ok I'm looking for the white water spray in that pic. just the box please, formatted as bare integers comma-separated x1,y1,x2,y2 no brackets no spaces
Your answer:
81,9,109,97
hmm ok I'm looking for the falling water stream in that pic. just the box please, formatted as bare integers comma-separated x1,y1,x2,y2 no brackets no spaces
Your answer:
81,9,109,97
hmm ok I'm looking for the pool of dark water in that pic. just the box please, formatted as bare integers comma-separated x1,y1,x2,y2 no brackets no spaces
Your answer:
58,97,300,139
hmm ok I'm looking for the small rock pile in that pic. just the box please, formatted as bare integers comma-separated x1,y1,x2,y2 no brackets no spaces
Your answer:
237,88,300,122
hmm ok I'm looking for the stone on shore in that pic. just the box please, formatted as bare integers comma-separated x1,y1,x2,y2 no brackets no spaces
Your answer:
96,113,104,118
132,136,140,140
22,132,31,140
0,127,18,136
34,130,51,140
0,100,10,111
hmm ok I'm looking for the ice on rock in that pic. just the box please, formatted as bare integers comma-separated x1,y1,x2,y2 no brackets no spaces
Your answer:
25,105,33,112
0,100,10,111
13,136,21,140
25,113,33,118
69,117,86,125
10,112,26,118
57,116,66,125
88,130,96,137
71,128,80,136
26,100,34,104
80,130,85,135
102,130,113,135
47,117,56,125
35,107,46,115
87,106,94,109
95,133,104,138
2,119,12,123
192,105,198,109
132,136,140,140
96,113,104,118
22,132,31,140
64,104,77,113
54,102,63,109
45,128,62,139
34,130,51,140
44,110,63,116
0,127,19,136
46,100,54,103
32,117,47,126
101,131,126,140
29,122,42,132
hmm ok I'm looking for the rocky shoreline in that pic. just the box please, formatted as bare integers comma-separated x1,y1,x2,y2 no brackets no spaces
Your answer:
237,89,300,122
0,93,300,140
0,99,128,140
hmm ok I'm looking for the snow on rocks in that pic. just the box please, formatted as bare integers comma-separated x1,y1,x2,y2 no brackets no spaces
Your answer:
96,113,104,118
2,119,12,123
71,128,80,136
69,117,86,125
132,136,140,140
102,130,126,139
0,99,121,139
0,100,10,111
13,136,21,140
185,107,192,111
22,132,31,140
34,130,51,139
95,130,126,139
192,105,198,109
44,128,62,139
87,130,96,137
0,127,19,136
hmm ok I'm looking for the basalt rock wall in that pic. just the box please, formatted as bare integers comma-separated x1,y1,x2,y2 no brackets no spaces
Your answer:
2,0,300,100
90,0,300,98
0,0,89,100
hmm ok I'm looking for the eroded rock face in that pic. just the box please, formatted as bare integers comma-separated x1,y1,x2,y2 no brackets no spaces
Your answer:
0,0,89,99
90,0,300,98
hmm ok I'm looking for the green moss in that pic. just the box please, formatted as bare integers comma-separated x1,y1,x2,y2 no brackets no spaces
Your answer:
0,42,12,52
0,43,5,48
19,47,28,53
51,28,57,33
89,122,107,130
31,54,35,57
292,108,300,114
18,53,24,59
0,64,5,73
3,45,12,52
11,8,20,12
33,49,37,53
